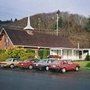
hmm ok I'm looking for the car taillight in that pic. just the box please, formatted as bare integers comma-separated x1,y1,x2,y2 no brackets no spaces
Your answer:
52,65,56,67
21,63,23,65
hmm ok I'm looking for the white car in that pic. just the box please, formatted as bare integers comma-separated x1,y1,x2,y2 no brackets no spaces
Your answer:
0,58,20,68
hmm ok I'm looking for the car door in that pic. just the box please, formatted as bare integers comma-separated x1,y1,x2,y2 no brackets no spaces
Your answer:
47,59,54,66
62,61,73,70
67,61,75,70
13,59,18,65
61,61,69,70
8,58,13,65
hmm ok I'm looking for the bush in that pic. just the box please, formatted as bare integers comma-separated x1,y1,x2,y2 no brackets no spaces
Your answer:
85,53,90,61
0,48,35,61
0,53,9,61
39,49,50,59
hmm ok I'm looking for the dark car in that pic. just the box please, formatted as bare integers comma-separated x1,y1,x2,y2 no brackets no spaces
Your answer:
17,59,37,69
34,59,55,71
49,60,80,73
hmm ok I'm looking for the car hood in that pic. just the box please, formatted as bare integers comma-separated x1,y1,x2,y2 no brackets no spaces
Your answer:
0,61,8,64
35,62,49,66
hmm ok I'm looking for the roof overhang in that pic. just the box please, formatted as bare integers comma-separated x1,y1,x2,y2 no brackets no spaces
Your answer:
14,45,75,49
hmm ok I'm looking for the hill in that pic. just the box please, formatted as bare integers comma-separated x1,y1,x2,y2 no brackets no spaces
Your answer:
1,11,90,48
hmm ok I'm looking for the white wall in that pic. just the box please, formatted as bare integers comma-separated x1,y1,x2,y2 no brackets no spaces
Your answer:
50,48,80,60
50,48,90,60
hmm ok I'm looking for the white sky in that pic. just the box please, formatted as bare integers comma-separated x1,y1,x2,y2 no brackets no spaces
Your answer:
0,0,90,20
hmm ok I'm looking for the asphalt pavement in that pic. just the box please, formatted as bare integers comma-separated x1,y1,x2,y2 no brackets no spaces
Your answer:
0,68,90,90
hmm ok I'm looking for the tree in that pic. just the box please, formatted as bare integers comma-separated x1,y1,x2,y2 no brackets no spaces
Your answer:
38,49,50,59
14,18,18,22
58,16,65,28
85,53,90,61
0,48,35,61
10,18,13,22
52,16,65,30
85,18,90,31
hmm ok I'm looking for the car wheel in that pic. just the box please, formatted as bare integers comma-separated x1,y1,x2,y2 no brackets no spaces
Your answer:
39,67,42,70
10,64,14,69
75,67,79,71
0,64,4,68
29,65,33,70
61,68,66,73
46,66,49,71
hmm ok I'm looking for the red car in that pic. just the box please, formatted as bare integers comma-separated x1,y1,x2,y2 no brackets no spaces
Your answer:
49,60,80,73
17,60,35,69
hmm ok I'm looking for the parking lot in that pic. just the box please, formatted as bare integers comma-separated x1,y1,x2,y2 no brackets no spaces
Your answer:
0,68,90,90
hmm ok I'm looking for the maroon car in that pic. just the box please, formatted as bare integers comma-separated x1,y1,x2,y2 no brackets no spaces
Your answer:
49,60,80,73
17,60,35,69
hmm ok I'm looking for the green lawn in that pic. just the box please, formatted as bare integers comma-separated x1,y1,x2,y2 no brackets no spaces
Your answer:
74,61,90,70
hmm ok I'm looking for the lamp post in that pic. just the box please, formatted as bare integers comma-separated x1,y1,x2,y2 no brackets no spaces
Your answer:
56,10,60,36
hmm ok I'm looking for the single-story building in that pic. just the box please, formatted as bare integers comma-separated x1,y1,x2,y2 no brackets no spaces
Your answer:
0,17,90,60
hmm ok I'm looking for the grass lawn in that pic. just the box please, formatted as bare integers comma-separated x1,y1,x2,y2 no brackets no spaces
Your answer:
74,61,90,70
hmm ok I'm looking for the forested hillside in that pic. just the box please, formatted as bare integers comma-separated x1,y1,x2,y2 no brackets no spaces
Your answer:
0,11,90,48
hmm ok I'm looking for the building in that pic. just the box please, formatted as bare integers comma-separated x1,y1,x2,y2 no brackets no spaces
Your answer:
0,16,90,60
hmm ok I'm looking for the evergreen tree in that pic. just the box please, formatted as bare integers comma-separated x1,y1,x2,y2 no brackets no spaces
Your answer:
85,53,90,61
85,18,90,31
14,18,18,22
58,16,64,28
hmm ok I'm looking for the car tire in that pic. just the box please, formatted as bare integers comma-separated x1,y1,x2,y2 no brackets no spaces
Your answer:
39,67,42,70
0,64,4,68
10,64,14,69
75,67,79,71
46,66,49,71
29,65,33,70
61,68,66,73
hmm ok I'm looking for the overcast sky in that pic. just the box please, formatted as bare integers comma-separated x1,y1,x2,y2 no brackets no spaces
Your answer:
0,0,90,20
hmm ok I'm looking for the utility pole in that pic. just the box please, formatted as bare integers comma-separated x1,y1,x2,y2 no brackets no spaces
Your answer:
56,10,60,36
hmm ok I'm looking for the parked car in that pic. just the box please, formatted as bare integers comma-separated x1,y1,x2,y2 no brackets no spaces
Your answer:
34,59,56,71
49,60,80,73
17,59,36,69
0,58,20,68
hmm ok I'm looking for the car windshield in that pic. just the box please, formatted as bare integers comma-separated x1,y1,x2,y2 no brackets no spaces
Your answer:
6,58,13,61
52,60,60,64
38,59,48,63
47,59,55,63
67,61,73,64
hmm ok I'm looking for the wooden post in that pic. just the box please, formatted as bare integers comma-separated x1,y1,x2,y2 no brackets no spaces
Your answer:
35,47,40,59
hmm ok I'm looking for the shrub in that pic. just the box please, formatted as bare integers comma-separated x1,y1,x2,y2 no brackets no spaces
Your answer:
85,53,90,61
0,48,35,61
39,49,50,59
0,53,9,61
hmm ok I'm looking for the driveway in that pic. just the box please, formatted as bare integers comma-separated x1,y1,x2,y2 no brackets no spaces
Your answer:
0,68,90,90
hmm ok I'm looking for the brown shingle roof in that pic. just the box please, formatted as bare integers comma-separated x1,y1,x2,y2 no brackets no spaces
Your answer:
5,28,74,48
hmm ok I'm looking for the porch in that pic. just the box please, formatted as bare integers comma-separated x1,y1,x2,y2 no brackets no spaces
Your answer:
50,48,90,60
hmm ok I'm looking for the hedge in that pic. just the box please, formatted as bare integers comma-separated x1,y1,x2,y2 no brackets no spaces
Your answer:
0,48,35,61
